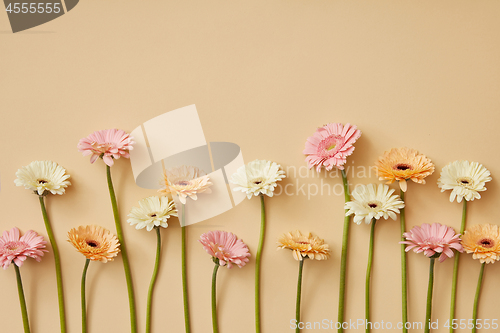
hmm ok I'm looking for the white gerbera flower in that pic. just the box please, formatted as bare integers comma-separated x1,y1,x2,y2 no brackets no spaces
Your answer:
345,183,405,225
127,196,177,231
230,159,286,199
438,160,492,203
159,165,212,204
15,160,71,196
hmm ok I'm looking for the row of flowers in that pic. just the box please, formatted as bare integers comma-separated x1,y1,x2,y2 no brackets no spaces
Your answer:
3,125,498,333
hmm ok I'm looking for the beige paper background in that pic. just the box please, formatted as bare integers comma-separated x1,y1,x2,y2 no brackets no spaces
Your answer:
1,1,500,332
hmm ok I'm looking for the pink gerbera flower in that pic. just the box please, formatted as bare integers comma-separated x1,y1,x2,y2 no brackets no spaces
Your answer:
199,231,251,268
0,227,48,269
401,223,463,262
303,123,362,171
78,129,135,167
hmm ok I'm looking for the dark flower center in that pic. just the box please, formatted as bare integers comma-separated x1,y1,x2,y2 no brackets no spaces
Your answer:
368,203,378,208
87,241,98,248
479,238,494,248
150,214,157,217
395,164,411,171
37,179,48,184
178,181,190,186
461,180,469,184
254,181,262,185
297,241,310,245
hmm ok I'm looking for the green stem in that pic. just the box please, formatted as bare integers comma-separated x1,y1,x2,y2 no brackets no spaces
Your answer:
39,196,66,333
449,200,467,333
472,263,485,333
212,262,220,333
81,259,90,333
14,265,30,333
399,189,408,333
146,227,162,333
365,219,376,333
424,258,436,333
181,203,191,333
255,194,266,333
338,169,351,333
296,259,305,333
106,165,137,333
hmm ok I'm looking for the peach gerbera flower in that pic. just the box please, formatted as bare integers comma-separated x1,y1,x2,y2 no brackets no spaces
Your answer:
77,129,134,167
303,123,361,171
0,228,48,269
159,165,212,204
375,147,434,192
68,225,120,263
462,224,500,264
277,231,330,261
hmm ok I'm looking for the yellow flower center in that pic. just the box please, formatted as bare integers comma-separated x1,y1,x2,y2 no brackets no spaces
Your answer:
327,144,336,151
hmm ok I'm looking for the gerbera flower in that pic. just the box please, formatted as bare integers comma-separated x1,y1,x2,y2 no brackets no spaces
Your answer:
230,159,286,199
437,160,492,203
159,165,212,204
345,183,405,224
375,147,434,192
68,225,120,263
77,129,134,167
401,223,463,262
277,230,330,261
15,160,71,196
303,123,362,171
0,227,47,269
127,196,177,231
199,230,251,268
461,224,500,264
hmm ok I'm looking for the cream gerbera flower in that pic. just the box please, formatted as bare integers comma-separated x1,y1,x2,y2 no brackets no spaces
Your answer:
15,161,71,196
462,224,500,264
159,165,212,204
127,196,177,231
375,147,434,192
68,225,120,263
277,231,330,261
345,184,405,225
230,159,286,199
437,160,492,203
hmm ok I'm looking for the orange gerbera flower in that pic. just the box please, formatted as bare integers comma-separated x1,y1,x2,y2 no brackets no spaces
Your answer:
375,147,434,192
462,224,500,264
68,225,120,263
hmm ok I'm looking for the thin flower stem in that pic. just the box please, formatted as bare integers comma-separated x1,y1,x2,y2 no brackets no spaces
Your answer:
106,165,137,333
81,259,90,333
449,200,467,333
296,259,305,333
181,203,191,333
255,194,266,333
212,262,220,333
39,196,66,333
424,258,436,333
14,265,31,333
472,263,485,333
146,227,162,333
365,219,376,333
399,189,408,333
338,169,351,333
